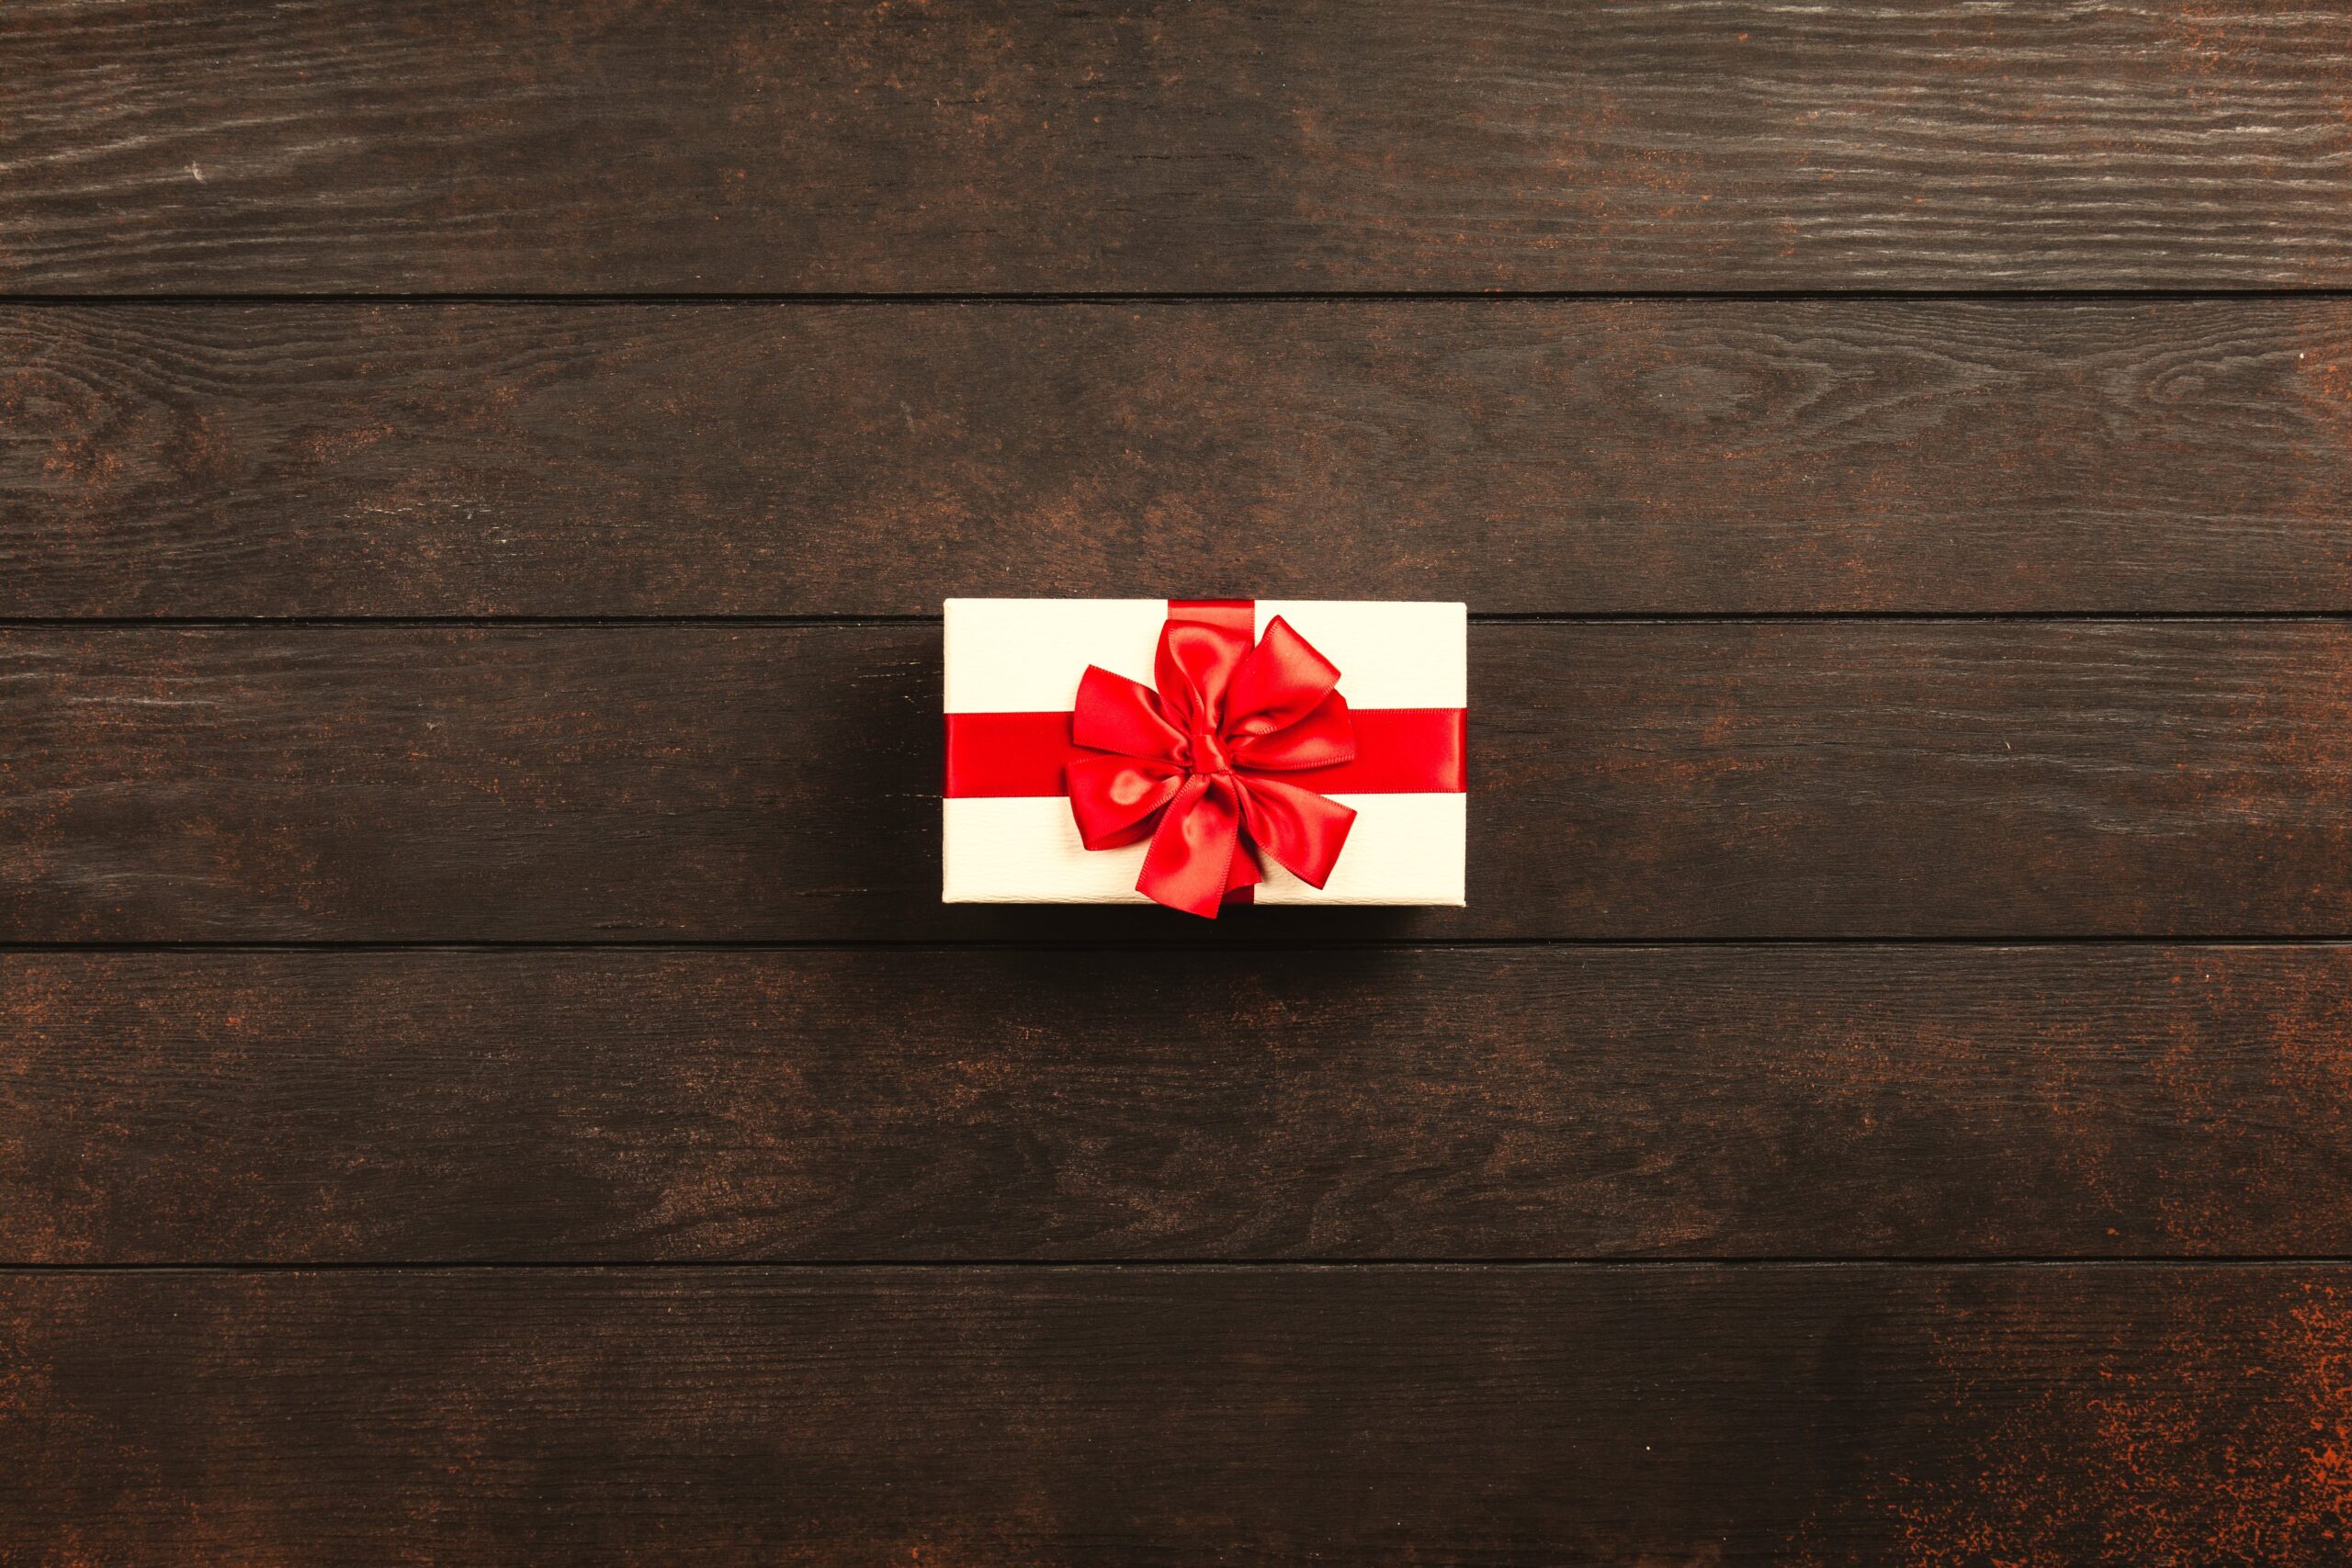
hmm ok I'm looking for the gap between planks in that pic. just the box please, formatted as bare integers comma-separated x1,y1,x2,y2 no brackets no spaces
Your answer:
12,1258,2352,1274
14,936,2352,953
15,288,2352,306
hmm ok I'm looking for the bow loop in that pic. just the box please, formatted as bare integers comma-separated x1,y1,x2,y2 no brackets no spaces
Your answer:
1229,690,1353,773
1066,613,1357,917
1151,617,1252,735
1070,665,1185,761
1224,617,1343,738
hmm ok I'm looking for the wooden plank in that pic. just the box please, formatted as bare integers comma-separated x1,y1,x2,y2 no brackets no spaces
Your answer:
6,945,2351,1263
14,300,2352,616
6,621,2352,941
3,1265,2346,1563
6,3,2352,293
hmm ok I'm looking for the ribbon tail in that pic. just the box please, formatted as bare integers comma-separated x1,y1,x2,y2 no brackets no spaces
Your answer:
1137,774,1252,918
1235,774,1357,890
1224,839,1264,901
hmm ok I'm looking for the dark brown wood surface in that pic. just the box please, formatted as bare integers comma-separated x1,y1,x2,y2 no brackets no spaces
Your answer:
13,299,2352,617
7,621,2352,942
7,2,2352,292
7,945,2352,1264
6,1265,2349,1566
11,4,2352,1561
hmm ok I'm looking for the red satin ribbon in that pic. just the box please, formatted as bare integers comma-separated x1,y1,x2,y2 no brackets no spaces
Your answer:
944,708,1466,798
1066,612,1359,917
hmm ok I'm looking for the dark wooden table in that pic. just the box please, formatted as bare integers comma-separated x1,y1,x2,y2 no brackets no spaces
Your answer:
7,4,2352,1562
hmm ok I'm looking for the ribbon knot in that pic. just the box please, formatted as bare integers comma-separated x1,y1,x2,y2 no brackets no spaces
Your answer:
1066,614,1359,918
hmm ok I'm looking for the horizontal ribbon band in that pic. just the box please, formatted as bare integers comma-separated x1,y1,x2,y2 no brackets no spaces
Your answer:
944,707,1467,799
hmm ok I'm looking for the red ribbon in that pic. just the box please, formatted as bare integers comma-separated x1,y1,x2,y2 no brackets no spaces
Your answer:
1067,612,1358,918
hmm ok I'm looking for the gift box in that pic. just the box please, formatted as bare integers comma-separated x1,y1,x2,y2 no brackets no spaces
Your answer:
943,598,1466,915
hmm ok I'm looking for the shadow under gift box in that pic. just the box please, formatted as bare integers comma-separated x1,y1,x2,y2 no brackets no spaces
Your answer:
942,599,1466,906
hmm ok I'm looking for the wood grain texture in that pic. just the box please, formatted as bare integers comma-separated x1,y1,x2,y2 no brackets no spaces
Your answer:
7,1,2352,293
6,621,2352,941
14,299,2352,615
17,0,2352,1552
5,1265,2349,1565
8,945,2352,1263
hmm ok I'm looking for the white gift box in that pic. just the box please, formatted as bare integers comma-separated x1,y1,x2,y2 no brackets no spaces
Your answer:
943,598,1466,908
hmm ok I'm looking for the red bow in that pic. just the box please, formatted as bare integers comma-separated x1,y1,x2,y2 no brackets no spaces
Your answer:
1066,615,1358,917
